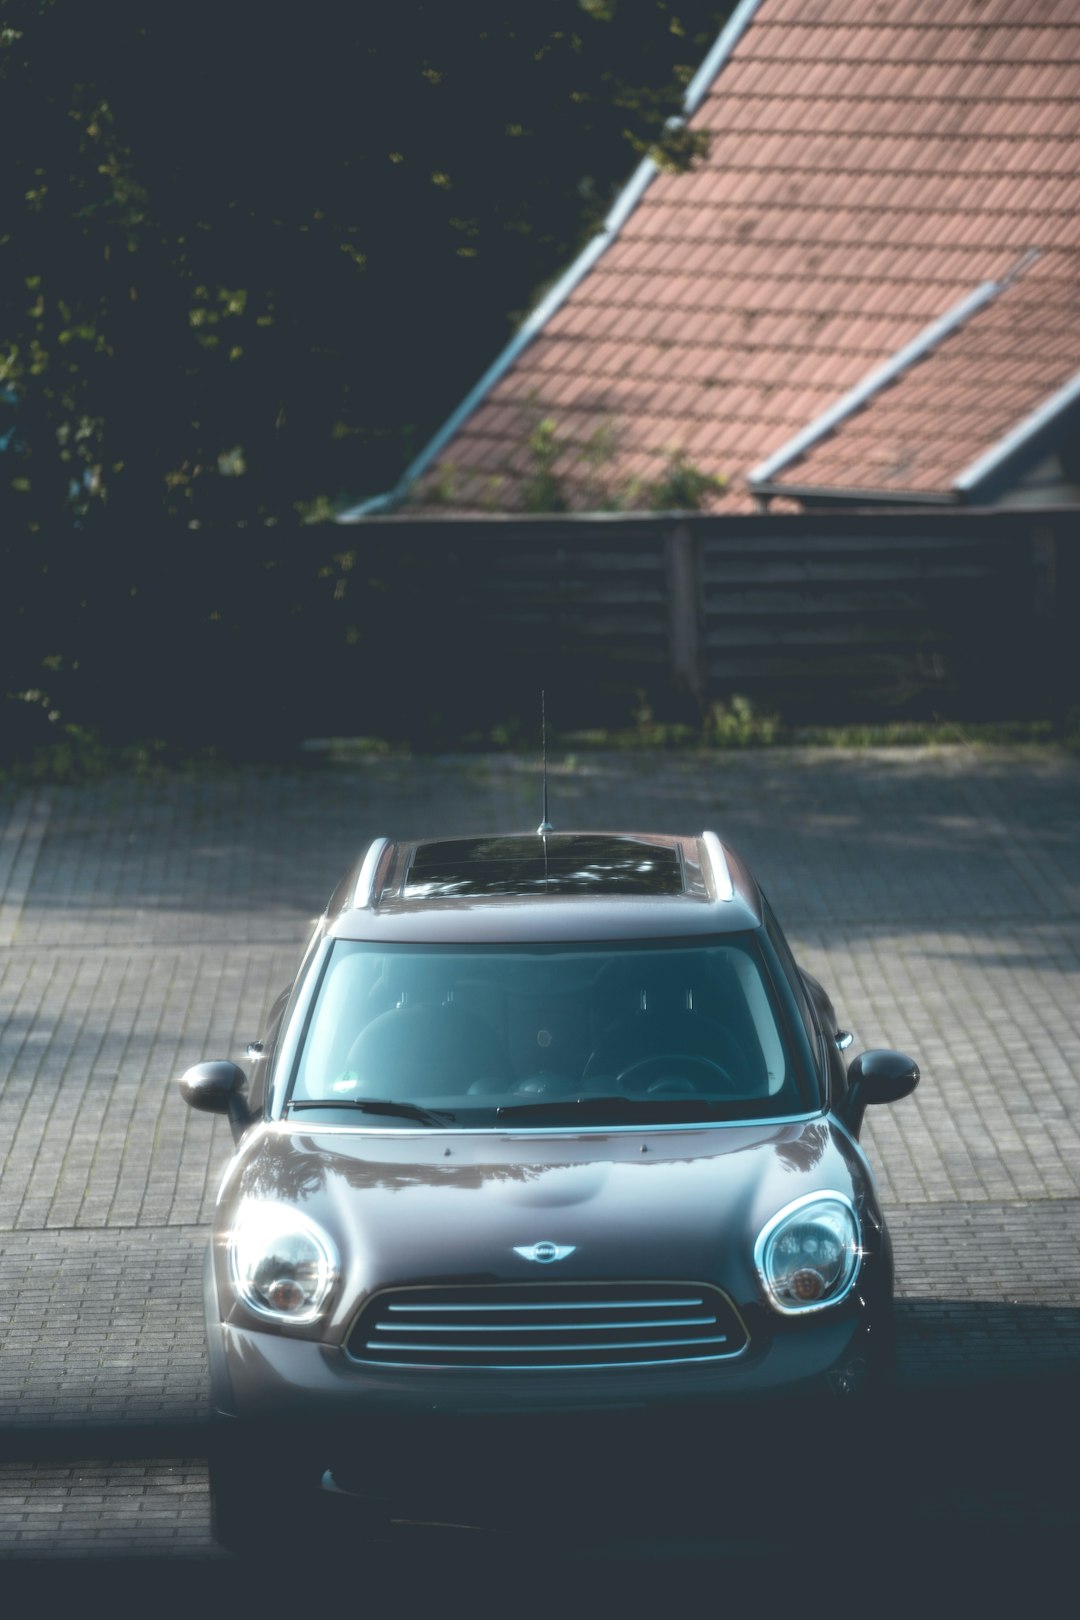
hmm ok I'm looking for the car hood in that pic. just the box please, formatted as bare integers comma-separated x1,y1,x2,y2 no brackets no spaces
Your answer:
217,1118,875,1338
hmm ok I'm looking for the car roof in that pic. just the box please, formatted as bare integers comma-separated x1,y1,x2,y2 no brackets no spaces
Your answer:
328,831,763,943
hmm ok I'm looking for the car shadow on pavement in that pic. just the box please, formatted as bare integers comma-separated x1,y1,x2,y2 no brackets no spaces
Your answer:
1,1300,1077,1611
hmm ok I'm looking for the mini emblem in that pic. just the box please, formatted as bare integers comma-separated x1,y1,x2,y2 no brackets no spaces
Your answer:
513,1241,576,1264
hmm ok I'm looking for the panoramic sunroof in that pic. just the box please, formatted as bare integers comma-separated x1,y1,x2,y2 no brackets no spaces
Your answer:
404,836,683,899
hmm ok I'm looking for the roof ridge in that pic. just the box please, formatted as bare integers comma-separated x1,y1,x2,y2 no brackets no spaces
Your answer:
754,20,1080,29
713,91,1080,102
577,270,1053,293
700,120,1080,133
649,199,1080,218
659,158,1080,176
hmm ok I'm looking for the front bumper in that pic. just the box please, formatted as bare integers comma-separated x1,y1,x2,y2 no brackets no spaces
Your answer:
209,1304,887,1529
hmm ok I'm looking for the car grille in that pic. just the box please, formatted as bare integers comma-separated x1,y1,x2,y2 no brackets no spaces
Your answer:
347,1282,748,1370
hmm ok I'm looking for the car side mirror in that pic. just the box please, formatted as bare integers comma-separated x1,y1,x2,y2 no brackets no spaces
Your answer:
840,1049,919,1137
178,1060,253,1139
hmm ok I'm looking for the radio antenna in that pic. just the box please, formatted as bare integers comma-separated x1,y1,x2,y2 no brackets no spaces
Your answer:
537,688,554,837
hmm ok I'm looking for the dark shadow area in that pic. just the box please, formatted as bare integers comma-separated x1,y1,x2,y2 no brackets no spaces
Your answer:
3,1304,1079,1609
3,1375,1078,1614
6,513,1079,771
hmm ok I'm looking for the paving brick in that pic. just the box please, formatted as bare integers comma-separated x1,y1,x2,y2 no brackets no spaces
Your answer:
0,1462,212,1560
2,748,1079,1224
1,747,1079,1560
0,1229,208,1430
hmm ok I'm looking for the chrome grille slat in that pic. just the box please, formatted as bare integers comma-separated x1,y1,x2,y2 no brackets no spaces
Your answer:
368,1334,730,1354
375,1308,712,1334
348,1282,748,1370
355,1351,741,1372
387,1297,704,1313
375,1316,716,1333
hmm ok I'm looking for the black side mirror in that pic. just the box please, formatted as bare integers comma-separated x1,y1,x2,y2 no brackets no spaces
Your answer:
178,1060,252,1139
840,1049,919,1137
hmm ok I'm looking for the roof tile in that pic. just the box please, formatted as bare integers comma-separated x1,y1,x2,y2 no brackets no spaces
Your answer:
414,0,1080,512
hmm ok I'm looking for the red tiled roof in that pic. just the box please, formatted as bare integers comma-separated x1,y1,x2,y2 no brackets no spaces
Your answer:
409,0,1080,513
765,249,1080,497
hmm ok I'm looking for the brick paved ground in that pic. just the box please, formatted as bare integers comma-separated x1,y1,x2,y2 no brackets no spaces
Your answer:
1,746,1078,1564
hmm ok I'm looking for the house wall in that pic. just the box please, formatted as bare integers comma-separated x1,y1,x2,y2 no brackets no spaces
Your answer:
996,455,1080,511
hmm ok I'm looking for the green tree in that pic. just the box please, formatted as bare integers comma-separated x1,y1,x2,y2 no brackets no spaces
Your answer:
0,1,727,528
0,0,728,761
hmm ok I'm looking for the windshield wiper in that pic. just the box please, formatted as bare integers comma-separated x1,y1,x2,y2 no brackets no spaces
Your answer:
288,1098,455,1127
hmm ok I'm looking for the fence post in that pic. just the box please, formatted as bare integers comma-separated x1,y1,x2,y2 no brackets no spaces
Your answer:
1031,523,1057,622
665,519,704,706
1031,520,1068,717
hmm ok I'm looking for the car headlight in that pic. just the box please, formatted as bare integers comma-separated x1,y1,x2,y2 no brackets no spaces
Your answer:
754,1191,861,1315
228,1202,339,1324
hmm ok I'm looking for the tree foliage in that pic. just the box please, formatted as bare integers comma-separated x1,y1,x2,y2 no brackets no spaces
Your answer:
1,0,729,529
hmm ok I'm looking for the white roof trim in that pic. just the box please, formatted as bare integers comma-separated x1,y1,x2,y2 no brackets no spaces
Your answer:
352,837,390,909
336,0,766,522
746,281,1001,491
953,366,1080,494
700,830,734,902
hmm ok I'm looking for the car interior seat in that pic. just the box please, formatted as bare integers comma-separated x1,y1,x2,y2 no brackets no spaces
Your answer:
344,959,513,1097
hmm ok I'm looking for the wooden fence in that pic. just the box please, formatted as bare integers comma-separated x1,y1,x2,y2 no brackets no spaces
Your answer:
344,507,1078,727
8,507,1073,758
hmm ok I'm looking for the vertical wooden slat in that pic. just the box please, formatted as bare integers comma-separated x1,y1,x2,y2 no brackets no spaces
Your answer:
665,521,704,705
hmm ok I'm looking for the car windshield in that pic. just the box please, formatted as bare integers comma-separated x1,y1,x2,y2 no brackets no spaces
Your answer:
285,936,820,1127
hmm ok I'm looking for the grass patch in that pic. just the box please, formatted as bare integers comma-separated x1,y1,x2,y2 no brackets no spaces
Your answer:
559,707,1077,755
0,728,290,787
5,703,1078,785
792,717,1064,750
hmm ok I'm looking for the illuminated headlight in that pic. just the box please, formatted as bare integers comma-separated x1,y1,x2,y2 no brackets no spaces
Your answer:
754,1192,861,1315
228,1203,339,1324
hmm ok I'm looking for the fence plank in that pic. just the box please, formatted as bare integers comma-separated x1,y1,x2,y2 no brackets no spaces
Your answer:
339,509,1074,726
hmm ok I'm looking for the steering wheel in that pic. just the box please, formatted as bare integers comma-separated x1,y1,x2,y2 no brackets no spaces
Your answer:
617,1054,739,1094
